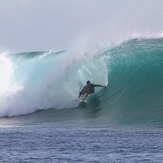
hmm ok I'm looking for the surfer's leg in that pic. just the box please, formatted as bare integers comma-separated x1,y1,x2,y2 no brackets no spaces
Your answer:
83,93,89,100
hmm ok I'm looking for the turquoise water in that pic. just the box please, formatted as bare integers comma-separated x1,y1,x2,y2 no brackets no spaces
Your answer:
1,38,163,162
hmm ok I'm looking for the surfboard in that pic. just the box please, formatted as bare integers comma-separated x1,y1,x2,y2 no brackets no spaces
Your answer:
78,93,87,102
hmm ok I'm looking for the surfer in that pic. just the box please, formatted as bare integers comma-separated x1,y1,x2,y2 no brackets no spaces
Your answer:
78,81,106,100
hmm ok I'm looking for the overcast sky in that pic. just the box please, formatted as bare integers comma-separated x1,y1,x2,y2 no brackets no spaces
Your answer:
0,0,163,53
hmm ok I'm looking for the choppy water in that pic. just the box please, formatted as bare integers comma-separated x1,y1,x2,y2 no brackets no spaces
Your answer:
0,124,163,162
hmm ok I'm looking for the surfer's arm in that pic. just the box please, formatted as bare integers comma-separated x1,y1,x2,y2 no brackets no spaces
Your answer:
78,86,87,97
78,91,82,98
95,84,106,87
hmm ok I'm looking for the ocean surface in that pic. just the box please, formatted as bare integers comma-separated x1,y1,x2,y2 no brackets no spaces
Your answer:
1,38,163,162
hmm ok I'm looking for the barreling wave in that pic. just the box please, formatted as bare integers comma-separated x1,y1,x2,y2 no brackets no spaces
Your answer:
1,37,163,125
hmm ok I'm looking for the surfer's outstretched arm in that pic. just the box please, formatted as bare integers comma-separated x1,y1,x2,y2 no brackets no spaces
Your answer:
95,85,106,87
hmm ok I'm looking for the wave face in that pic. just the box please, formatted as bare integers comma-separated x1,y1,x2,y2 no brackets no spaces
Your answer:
1,38,163,124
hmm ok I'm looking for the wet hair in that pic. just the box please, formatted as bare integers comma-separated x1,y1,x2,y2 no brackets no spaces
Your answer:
87,81,90,84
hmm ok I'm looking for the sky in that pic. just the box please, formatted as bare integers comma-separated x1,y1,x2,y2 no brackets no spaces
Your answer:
0,0,163,53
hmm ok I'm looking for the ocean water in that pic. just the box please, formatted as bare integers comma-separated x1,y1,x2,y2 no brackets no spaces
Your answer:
1,38,163,162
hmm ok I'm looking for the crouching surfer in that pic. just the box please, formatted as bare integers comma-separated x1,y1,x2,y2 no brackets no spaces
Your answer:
78,81,106,101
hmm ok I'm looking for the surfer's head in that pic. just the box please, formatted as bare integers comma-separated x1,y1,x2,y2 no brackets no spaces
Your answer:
87,81,91,85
